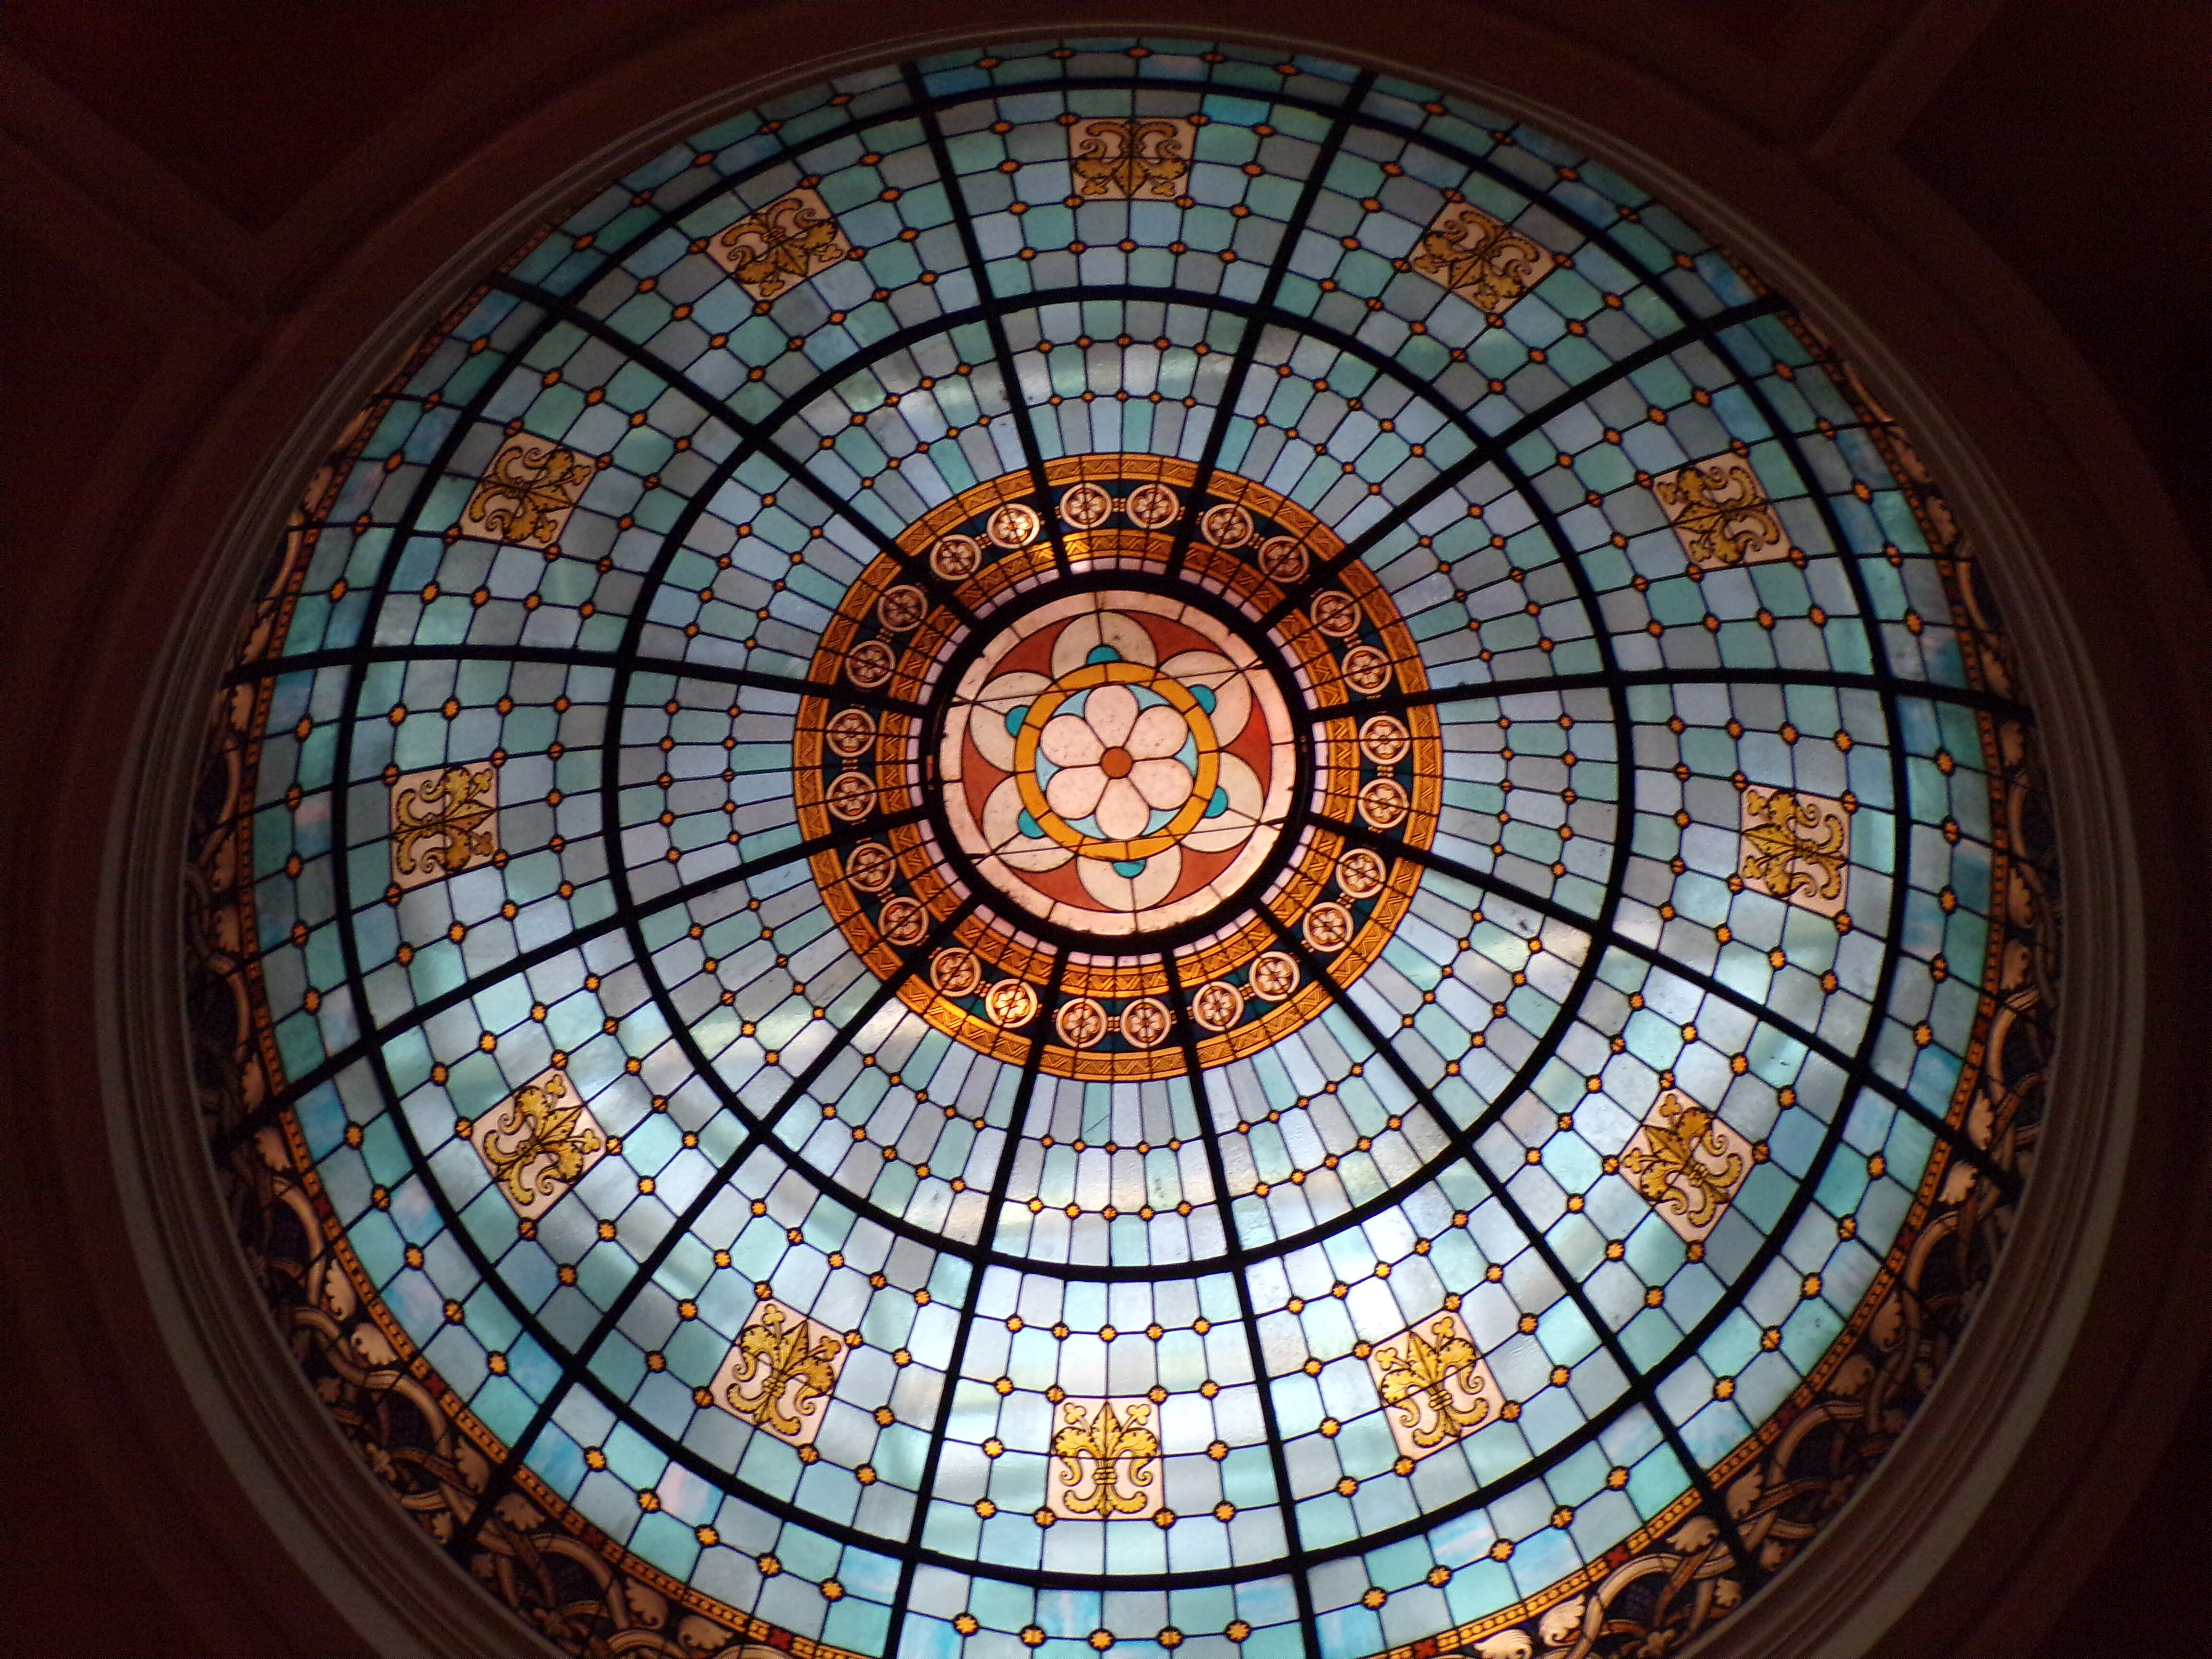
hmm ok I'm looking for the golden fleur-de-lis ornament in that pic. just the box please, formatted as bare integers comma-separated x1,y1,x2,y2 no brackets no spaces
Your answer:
709,1299,849,1446
1367,1309,1503,1462
1068,118,1196,201
1621,1089,1754,1242
470,1068,606,1218
390,760,498,889
1047,1398,1164,1519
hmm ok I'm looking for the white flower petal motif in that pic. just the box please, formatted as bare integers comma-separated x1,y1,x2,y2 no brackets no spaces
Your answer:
1094,777,1153,840
1125,702,1189,761
1046,763,1108,822
1050,610,1156,679
1041,710,1104,769
968,671,1049,771
1081,682,1140,748
1130,757,1194,811
944,599,1291,934
1158,650,1249,743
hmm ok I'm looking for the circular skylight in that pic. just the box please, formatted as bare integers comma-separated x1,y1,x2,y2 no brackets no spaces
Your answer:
192,36,2055,1659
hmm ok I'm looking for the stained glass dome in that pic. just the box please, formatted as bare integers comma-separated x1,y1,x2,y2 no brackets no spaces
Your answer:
189,36,2055,1659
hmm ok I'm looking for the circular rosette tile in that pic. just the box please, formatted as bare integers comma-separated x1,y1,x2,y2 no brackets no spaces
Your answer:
794,458,1442,1081
950,591,1285,934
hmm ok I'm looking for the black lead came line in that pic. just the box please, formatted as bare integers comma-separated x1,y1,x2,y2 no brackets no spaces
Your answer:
524,62,1748,493
1240,373,1775,1586
461,185,1018,1545
239,291,1944,1192
230,598,1790,1292
526,68,1424,355
905,63,1076,587
1102,724,2013,1572
1318,664,2034,728
224,640,931,720
340,367,1902,1247
1312,808,2022,1200
1163,70,1380,591
459,145,1078,1542
222,611,1973,1278
1322,113,2014,1564
1249,295,1784,637
453,889,987,1558
294,245,617,1570
1247,898,1770,1596
475,64,1797,669
512,269,1784,587
451,803,1767,1598
270,264,1820,765
491,268,1786,689
1447,417,1769,1587
483,272,989,637
1670,258,2003,1230
207,803,934,1159
221,642,1754,1283
458,52,1822,692
421,903,1618,1597
228,637,2008,1327
890,78,1377,1656
880,946,1070,1659
1163,945,1324,1656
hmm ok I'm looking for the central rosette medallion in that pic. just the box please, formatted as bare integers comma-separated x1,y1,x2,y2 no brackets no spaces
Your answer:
794,457,1440,1080
946,593,1292,933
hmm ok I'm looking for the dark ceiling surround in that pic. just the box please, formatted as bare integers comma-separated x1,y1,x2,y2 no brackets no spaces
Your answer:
0,5,2204,1657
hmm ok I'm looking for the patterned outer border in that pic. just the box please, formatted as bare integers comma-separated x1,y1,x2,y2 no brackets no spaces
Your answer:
180,208,2058,1659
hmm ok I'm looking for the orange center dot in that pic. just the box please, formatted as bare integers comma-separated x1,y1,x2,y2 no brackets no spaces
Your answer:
1099,746,1133,779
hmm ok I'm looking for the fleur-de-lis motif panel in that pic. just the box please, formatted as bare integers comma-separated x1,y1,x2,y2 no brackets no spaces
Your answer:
1621,1090,1754,1242
1649,454,1791,570
1411,201,1555,313
469,1068,607,1219
706,188,854,301
709,1299,849,1447
1067,117,1196,201
1367,1310,1503,1464
1046,1398,1164,1520
389,760,498,889
1740,786,1851,915
462,437,593,546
